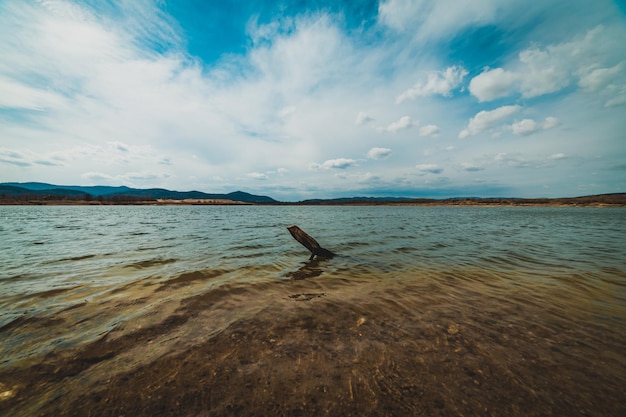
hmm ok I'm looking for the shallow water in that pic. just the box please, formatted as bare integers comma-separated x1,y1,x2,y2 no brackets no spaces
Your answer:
1,206,625,416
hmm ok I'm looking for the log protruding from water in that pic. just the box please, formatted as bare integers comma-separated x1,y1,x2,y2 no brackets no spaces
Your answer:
287,225,335,260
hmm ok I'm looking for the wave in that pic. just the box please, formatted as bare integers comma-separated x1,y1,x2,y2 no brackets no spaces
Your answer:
123,258,178,269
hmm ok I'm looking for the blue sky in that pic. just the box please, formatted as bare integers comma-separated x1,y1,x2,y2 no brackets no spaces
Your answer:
1,0,625,200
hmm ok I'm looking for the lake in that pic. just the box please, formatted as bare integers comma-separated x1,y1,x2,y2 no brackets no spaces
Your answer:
1,205,625,416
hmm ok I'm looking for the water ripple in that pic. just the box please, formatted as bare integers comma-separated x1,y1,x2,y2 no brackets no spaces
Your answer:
0,205,624,417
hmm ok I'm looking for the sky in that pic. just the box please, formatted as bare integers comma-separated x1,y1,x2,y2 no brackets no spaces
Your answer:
1,0,625,201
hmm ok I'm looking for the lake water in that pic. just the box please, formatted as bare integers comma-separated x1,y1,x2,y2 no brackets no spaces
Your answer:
1,205,625,416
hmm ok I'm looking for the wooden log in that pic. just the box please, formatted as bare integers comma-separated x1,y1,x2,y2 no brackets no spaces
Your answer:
287,225,335,259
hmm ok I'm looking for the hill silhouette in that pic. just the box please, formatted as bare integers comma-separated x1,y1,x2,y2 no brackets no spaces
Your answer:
0,182,276,203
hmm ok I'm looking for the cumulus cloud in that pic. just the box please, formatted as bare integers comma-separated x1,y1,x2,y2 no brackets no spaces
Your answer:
367,147,392,160
0,1,372,190
1,0,624,199
317,158,357,169
577,62,626,108
468,27,626,102
516,47,572,98
509,116,559,136
419,124,440,137
511,119,539,136
469,68,520,102
415,164,443,174
397,66,468,102
459,105,521,138
379,116,417,132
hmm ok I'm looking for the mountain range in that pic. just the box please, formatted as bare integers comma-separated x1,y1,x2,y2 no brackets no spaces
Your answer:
1,182,625,206
0,182,277,203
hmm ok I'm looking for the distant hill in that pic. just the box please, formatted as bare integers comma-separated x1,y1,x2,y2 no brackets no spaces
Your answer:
296,194,626,206
299,196,429,204
0,182,277,203
1,182,624,206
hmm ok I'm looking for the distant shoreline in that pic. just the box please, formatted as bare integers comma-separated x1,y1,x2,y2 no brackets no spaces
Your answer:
1,194,625,207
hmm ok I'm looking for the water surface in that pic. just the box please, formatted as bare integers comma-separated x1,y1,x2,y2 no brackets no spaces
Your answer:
1,206,625,416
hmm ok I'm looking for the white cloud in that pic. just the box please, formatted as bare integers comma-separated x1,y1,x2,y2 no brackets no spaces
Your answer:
0,2,372,192
247,172,268,180
469,68,520,102
517,47,572,98
509,116,559,136
494,153,523,167
511,119,539,136
397,66,468,102
356,172,380,183
416,164,443,174
380,115,417,132
548,153,566,160
0,77,67,110
419,124,440,137
461,162,485,172
468,27,626,102
34,159,63,167
355,111,373,125
459,105,521,138
604,87,626,107
578,62,624,92
322,158,357,169
367,147,392,160
378,0,421,31
0,1,624,200
378,0,498,41
0,148,31,167
542,116,560,129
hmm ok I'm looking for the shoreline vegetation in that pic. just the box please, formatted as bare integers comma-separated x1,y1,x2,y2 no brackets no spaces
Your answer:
0,194,625,207
0,194,626,207
1,182,624,206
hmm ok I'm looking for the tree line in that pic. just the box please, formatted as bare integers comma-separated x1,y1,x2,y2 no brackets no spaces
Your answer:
0,192,156,203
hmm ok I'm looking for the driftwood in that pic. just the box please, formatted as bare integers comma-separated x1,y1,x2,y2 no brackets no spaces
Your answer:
287,225,335,260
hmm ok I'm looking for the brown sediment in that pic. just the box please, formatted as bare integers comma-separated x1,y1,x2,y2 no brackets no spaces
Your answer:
1,271,625,417
156,269,231,291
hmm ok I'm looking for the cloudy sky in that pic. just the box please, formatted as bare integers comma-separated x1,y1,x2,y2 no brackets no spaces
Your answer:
1,0,625,200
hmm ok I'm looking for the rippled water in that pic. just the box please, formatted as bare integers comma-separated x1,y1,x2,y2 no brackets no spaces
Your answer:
1,205,625,416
